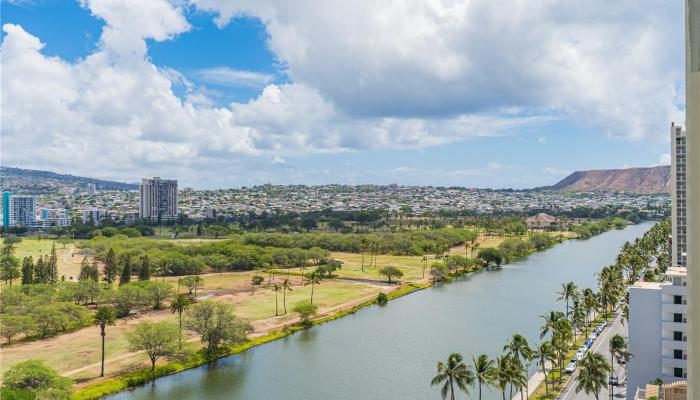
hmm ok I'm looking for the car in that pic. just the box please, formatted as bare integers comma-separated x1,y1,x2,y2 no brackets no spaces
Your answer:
576,350,586,359
609,376,619,386
564,362,577,374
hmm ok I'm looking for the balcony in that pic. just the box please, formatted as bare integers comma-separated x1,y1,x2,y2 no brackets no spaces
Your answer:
662,356,687,369
662,337,687,350
664,285,687,296
662,321,687,332
662,302,687,314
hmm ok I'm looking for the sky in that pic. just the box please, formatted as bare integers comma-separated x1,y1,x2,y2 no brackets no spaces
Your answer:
0,0,685,189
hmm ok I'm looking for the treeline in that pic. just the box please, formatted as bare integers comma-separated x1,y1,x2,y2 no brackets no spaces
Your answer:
241,228,478,256
571,217,628,239
82,237,331,275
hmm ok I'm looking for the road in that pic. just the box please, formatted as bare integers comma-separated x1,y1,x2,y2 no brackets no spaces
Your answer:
558,311,628,400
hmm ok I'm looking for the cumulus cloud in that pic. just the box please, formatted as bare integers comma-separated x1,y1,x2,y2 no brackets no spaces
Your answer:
195,0,684,140
0,0,686,187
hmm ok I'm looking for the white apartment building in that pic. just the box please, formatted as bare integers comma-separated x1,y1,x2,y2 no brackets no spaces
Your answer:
139,177,178,222
628,267,688,400
38,208,70,227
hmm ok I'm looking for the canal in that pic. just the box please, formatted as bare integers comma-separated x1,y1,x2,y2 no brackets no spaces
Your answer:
109,221,654,400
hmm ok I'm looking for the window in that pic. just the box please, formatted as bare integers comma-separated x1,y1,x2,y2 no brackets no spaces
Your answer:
674,313,684,323
674,295,683,305
674,331,683,341
674,368,684,378
674,349,683,359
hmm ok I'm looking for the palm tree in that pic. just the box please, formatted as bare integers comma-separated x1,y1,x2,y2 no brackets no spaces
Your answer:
282,279,293,315
472,354,496,400
308,271,322,304
271,284,282,316
431,353,475,400
494,356,511,400
533,342,556,395
360,237,368,272
170,293,191,350
503,334,533,399
507,358,528,400
609,334,628,398
539,311,565,339
557,281,578,319
94,305,116,377
575,353,612,400
583,288,597,328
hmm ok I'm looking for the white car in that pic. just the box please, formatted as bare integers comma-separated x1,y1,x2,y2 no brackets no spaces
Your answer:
564,362,577,374
575,350,586,360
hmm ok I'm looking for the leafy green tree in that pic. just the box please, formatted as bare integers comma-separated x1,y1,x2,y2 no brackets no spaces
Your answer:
292,301,318,326
376,292,388,305
119,255,132,285
139,255,151,281
94,305,116,377
170,293,191,350
184,301,253,352
147,281,174,310
430,262,450,282
114,284,149,317
20,256,33,285
2,360,72,399
574,353,612,400
431,353,474,400
251,275,265,295
472,354,496,400
33,256,47,284
1,315,27,344
47,243,58,284
103,248,118,285
126,321,179,371
178,276,203,301
3,235,22,245
378,266,403,284
477,247,503,267
0,244,20,286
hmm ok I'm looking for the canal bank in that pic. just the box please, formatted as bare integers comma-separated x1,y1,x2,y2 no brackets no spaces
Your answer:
102,222,654,400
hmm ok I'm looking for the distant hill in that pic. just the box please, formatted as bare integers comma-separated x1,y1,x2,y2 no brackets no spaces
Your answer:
0,166,138,194
547,166,671,193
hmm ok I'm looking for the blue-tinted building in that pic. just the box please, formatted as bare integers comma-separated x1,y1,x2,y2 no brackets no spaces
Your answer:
2,191,12,228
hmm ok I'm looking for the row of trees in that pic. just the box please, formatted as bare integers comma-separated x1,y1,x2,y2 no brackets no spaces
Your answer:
430,219,670,400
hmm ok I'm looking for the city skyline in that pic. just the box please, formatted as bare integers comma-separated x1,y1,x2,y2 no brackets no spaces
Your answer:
0,0,686,189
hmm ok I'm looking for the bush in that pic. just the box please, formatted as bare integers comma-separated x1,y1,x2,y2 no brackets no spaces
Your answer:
2,360,72,399
292,301,318,325
378,266,403,284
376,292,388,305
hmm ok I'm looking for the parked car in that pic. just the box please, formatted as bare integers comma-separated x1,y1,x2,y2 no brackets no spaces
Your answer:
609,376,619,386
565,362,577,374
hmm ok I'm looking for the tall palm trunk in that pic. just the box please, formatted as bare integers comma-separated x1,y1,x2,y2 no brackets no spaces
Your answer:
542,360,549,394
283,289,287,314
178,310,183,349
478,381,482,400
100,326,106,377
449,377,455,400
310,280,315,304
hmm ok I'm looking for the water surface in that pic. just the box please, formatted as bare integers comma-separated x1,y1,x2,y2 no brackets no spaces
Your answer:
110,222,653,400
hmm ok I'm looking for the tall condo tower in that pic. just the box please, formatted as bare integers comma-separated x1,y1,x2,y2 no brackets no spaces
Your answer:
687,1,700,398
139,177,178,222
672,123,688,268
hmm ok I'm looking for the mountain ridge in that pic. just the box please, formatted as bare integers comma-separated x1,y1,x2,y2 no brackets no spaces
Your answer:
0,166,138,194
547,165,671,193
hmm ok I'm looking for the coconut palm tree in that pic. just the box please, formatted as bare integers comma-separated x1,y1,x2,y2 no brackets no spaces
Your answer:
472,354,496,400
282,278,293,315
170,293,191,349
431,353,475,400
557,281,578,319
94,305,116,377
582,288,597,328
308,271,322,304
609,334,630,398
271,284,282,316
494,355,512,400
539,311,565,339
575,353,612,400
503,334,533,398
533,341,556,395
507,358,528,400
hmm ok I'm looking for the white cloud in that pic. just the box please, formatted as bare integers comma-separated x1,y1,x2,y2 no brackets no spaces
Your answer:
658,153,672,165
537,136,546,144
195,0,684,141
193,66,274,87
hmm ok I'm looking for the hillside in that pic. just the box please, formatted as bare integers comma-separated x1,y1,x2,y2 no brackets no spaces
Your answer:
0,166,138,194
548,166,671,193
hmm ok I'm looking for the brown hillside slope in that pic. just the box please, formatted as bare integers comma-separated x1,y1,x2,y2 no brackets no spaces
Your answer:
549,166,671,193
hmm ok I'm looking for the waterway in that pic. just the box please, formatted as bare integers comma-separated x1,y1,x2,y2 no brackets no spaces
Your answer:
109,221,654,400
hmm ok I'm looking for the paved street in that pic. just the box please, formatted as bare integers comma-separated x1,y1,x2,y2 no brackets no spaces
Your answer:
559,311,628,400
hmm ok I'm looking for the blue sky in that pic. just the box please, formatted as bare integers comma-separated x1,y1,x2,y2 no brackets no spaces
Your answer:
0,0,684,189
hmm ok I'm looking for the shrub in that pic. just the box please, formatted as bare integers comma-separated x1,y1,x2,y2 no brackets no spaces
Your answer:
376,292,388,305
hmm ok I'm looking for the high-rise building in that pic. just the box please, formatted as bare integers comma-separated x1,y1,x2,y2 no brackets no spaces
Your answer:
2,191,11,228
7,195,36,227
687,1,700,398
82,207,105,226
628,267,688,399
38,208,70,227
672,124,687,268
139,177,178,222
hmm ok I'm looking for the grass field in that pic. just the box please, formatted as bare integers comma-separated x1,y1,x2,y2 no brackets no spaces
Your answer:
10,237,88,280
